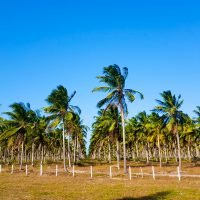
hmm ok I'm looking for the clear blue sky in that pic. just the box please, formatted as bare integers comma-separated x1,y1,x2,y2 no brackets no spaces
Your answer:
0,0,200,146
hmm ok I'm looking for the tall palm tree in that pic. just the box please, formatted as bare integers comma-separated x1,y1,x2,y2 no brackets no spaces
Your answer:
44,85,80,172
153,90,184,169
136,111,151,164
90,106,121,165
126,117,140,161
92,65,143,173
149,112,165,167
71,114,87,163
1,102,34,169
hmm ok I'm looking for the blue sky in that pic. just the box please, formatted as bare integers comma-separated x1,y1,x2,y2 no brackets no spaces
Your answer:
0,0,200,146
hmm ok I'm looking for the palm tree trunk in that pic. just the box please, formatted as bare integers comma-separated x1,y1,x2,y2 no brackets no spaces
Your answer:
188,146,191,162
157,134,162,167
25,147,27,163
62,121,67,172
176,132,182,170
41,146,44,164
164,145,168,163
136,142,139,159
120,105,127,174
132,148,136,161
116,139,120,169
146,146,149,165
31,143,34,166
67,132,71,167
108,139,111,164
11,147,13,161
18,145,20,164
77,137,80,161
73,135,76,164
196,145,200,157
20,141,24,170
98,147,101,159
146,142,150,165
104,148,106,161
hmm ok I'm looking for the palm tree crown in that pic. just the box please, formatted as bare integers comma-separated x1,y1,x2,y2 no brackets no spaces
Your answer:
93,65,143,113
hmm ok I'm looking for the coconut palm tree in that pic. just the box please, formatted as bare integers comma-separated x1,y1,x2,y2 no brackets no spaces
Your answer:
136,111,151,164
149,112,165,167
92,65,143,173
44,85,80,172
153,90,185,169
126,117,140,161
90,106,121,165
65,113,87,164
1,102,34,169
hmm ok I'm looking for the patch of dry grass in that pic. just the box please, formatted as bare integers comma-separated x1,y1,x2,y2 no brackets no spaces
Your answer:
0,162,200,200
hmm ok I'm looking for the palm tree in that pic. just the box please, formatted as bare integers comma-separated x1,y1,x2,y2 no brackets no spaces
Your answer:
74,116,87,162
1,102,34,169
153,90,185,169
44,85,80,172
126,117,140,161
65,113,87,164
92,65,143,173
90,107,121,165
149,112,165,167
136,111,151,164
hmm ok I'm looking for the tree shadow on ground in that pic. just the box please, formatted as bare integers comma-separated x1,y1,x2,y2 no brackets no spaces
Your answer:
115,191,171,200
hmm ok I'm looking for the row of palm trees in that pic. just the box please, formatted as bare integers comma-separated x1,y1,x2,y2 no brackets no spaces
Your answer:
0,86,87,171
1,65,199,174
90,65,200,173
89,104,200,167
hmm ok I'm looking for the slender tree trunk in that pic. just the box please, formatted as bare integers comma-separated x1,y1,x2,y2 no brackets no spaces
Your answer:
41,146,44,164
164,145,168,163
174,146,178,162
20,141,24,170
76,136,80,161
116,139,120,169
176,132,182,170
98,146,101,159
108,139,111,164
136,142,139,159
59,147,62,160
73,135,76,164
11,146,13,161
132,148,136,161
120,105,127,174
104,148,106,161
146,146,149,165
62,120,67,172
18,145,20,164
157,134,162,167
188,146,191,162
25,147,27,163
67,132,71,167
31,143,34,166
196,145,200,157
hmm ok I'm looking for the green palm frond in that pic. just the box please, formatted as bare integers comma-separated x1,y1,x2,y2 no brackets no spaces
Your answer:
0,126,22,141
92,86,111,93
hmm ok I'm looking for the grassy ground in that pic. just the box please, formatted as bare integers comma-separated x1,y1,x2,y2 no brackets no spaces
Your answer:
0,162,200,200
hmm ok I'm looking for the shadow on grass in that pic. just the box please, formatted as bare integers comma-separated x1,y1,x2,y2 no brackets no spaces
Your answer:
115,191,171,200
